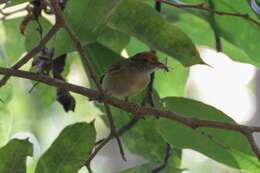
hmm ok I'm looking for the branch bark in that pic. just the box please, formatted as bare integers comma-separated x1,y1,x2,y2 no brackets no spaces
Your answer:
1,67,260,161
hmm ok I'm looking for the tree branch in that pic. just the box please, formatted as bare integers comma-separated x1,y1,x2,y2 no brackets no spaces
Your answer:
0,23,61,87
151,143,173,173
50,0,126,165
1,67,260,161
156,0,260,27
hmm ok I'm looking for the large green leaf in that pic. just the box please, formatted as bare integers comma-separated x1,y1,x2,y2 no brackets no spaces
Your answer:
55,0,123,56
97,27,130,53
210,0,260,63
108,0,203,67
2,18,26,65
24,18,53,52
0,138,33,173
35,122,96,173
156,97,260,173
127,37,189,97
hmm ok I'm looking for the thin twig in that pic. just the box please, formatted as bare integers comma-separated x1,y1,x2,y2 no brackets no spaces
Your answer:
0,23,61,87
214,32,222,52
208,0,222,52
86,165,92,173
156,0,260,27
245,132,260,162
87,117,140,170
148,72,155,107
1,66,260,163
95,116,140,146
84,134,113,168
50,0,126,164
151,143,173,173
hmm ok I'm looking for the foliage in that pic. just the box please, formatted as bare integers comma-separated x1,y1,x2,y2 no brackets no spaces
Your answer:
0,0,260,173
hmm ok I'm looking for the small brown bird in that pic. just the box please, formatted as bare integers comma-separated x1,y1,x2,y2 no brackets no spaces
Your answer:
100,51,169,100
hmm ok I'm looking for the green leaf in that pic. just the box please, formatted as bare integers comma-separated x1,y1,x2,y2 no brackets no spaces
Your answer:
0,108,12,147
156,97,260,173
35,122,96,173
118,162,183,173
55,0,123,56
254,0,260,8
108,0,203,67
210,0,260,64
126,37,189,97
97,27,130,53
0,138,33,173
24,18,52,52
169,11,259,66
2,18,26,65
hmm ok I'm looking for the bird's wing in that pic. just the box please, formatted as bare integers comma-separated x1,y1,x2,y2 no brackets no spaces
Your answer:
99,59,129,84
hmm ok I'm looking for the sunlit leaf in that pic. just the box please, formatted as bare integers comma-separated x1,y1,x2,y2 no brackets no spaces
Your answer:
35,122,96,173
2,18,26,65
157,97,260,173
108,0,203,67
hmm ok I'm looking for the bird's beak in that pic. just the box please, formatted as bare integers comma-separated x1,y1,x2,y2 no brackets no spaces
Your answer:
156,62,169,72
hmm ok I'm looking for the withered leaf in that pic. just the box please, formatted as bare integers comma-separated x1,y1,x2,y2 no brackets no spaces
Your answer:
56,88,76,112
32,47,54,74
53,54,76,112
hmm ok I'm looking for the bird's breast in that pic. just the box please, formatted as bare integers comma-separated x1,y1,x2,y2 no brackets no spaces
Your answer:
102,69,150,99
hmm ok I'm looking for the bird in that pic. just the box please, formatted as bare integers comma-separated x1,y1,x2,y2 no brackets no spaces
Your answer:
100,51,169,101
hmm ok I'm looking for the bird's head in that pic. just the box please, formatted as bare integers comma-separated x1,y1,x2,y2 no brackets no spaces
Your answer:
131,51,169,72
